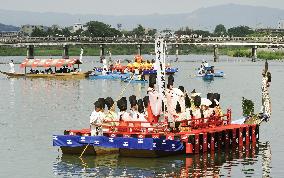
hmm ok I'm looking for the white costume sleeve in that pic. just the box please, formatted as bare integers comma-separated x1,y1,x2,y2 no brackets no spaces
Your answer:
149,90,162,116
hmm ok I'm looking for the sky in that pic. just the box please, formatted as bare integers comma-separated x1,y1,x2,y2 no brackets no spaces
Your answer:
1,0,284,15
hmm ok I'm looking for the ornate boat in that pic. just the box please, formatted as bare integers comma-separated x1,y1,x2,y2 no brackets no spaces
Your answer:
0,58,91,79
53,39,271,158
53,110,261,157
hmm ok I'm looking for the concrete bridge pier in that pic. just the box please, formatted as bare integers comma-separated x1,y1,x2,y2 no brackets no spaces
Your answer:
137,44,141,56
175,44,179,62
62,44,69,59
252,46,257,62
26,45,34,59
213,45,219,62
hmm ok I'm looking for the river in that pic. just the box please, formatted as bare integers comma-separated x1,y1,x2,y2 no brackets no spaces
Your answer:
0,55,283,177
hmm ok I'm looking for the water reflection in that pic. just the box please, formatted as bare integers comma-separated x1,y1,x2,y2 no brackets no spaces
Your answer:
53,142,271,177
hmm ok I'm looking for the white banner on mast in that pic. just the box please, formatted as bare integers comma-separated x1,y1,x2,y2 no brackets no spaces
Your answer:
154,38,166,100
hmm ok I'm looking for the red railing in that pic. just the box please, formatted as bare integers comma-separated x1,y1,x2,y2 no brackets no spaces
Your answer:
65,109,232,135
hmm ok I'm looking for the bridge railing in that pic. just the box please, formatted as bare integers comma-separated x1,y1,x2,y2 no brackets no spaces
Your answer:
2,36,284,44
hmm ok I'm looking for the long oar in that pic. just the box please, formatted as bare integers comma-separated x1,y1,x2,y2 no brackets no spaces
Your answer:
79,73,135,158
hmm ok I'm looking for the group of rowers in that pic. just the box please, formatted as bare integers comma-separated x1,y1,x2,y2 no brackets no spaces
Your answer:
90,74,223,136
197,61,215,75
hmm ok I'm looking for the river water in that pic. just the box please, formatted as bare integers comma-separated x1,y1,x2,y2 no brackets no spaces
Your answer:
0,55,283,177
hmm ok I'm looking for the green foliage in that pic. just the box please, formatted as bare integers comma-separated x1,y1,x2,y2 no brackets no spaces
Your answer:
132,24,145,37
147,29,157,36
257,51,284,60
192,30,211,37
214,24,227,36
175,27,193,36
228,26,254,37
62,27,72,37
242,97,255,117
31,27,47,37
84,21,121,37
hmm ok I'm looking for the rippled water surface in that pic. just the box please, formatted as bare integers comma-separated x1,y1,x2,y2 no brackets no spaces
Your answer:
0,55,283,177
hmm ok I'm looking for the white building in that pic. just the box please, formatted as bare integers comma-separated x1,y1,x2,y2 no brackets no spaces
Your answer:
72,23,87,33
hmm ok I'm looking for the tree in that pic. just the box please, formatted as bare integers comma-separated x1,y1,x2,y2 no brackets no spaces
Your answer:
132,24,145,37
84,21,121,37
192,30,211,37
175,27,193,36
147,29,157,36
31,27,47,37
228,26,254,37
214,24,227,36
62,27,71,37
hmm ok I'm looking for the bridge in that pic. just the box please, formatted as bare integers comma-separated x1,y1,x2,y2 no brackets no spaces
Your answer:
1,36,284,62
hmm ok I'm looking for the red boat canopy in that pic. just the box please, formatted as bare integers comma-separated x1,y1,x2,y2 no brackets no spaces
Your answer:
20,58,82,68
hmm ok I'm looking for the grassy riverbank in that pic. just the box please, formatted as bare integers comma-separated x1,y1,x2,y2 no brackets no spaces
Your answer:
0,45,283,60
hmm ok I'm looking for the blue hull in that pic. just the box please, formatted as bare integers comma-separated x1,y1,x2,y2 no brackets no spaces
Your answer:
53,135,183,153
143,68,178,75
213,71,225,77
89,73,130,80
202,74,214,80
123,78,148,84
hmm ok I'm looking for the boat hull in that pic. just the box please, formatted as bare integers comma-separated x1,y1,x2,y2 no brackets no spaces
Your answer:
61,146,119,155
143,68,178,75
89,73,130,80
0,71,90,79
123,79,148,84
203,74,214,80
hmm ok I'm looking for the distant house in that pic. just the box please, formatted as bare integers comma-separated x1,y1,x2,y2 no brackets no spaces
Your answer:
21,25,44,35
72,23,87,33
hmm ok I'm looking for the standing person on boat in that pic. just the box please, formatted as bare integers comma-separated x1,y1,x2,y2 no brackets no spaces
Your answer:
204,61,209,67
137,99,151,128
9,60,15,73
175,86,186,113
190,89,201,110
165,75,175,120
129,95,139,120
90,100,105,136
147,74,162,123
104,97,118,127
178,94,193,122
193,95,203,119
213,93,223,116
201,98,212,122
98,98,106,113
117,97,132,122
143,96,149,117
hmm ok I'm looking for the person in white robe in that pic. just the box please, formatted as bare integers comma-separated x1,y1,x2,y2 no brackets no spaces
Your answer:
90,101,105,136
9,60,15,73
